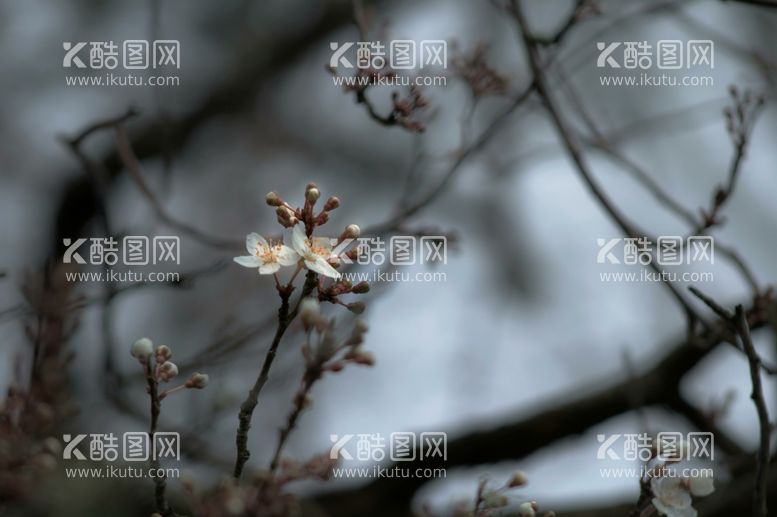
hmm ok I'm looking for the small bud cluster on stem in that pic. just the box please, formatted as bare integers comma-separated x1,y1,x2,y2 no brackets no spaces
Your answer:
464,472,551,517
130,338,209,517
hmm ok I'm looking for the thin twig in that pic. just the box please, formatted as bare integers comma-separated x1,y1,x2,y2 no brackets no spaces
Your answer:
114,124,242,250
145,358,173,517
366,81,536,235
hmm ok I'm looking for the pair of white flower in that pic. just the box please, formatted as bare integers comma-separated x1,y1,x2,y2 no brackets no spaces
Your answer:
651,474,714,517
234,225,340,279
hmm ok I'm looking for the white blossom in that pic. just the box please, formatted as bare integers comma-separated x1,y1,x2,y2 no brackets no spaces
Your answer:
290,224,340,279
651,476,696,517
234,232,298,274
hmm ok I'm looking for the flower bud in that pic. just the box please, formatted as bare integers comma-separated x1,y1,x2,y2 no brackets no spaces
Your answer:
158,361,179,382
483,492,508,509
508,470,528,488
344,224,360,239
155,345,172,362
346,301,365,314
131,338,154,360
324,196,340,211
300,298,321,329
352,281,370,294
306,187,321,204
186,372,209,389
354,351,375,366
518,501,538,517
276,206,297,228
266,191,282,207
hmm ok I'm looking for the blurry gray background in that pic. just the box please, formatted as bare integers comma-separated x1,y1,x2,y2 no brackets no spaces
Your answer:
0,0,776,515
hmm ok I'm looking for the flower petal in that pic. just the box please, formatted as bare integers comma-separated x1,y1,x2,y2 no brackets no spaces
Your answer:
305,256,340,279
311,236,333,252
291,225,309,256
667,489,692,509
673,505,697,517
275,245,300,266
258,262,281,275
234,255,261,268
688,476,714,497
246,233,262,254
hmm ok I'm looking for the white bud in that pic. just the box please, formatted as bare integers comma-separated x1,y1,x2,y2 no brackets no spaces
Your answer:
300,298,321,328
131,338,154,360
518,501,537,517
158,361,179,382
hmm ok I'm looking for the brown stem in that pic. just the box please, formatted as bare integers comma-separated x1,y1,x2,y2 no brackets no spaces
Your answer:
268,374,317,474
145,359,172,517
233,270,318,480
734,305,771,517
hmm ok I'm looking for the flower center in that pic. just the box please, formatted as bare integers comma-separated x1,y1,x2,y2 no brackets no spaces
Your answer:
255,241,281,263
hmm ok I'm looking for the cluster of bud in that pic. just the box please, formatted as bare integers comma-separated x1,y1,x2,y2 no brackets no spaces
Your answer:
130,338,209,395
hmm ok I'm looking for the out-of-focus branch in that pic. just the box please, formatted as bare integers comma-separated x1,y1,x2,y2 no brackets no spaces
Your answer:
312,315,764,517
688,287,772,517
734,305,771,517
52,0,355,255
694,88,764,233
366,81,536,235
114,124,241,250
510,0,703,324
